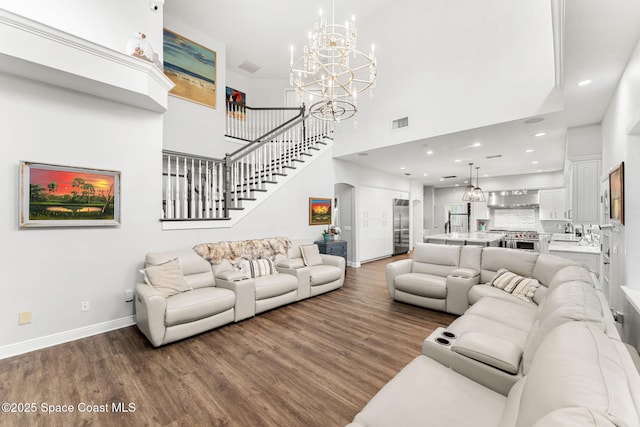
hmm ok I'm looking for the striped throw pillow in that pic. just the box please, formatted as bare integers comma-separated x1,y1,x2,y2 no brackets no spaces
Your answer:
490,268,540,303
237,258,277,278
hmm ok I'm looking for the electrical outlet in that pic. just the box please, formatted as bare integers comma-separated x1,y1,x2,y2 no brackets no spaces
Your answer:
19,311,32,325
81,301,90,312
125,290,134,302
613,244,618,254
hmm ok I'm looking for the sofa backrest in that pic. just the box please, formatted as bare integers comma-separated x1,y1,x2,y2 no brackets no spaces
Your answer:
520,280,606,374
411,243,460,276
459,245,482,271
531,253,579,286
480,247,539,284
145,249,215,289
513,321,640,427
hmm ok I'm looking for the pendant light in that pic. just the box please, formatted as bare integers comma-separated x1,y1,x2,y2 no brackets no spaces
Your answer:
471,166,486,202
462,163,475,202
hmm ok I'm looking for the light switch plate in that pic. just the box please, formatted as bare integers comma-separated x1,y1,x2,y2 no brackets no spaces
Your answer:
19,311,32,325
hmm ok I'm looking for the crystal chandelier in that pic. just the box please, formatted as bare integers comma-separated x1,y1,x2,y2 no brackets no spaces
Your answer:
289,0,377,122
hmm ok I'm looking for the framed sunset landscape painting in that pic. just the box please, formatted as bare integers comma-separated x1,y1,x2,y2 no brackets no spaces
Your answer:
20,162,121,227
309,198,332,225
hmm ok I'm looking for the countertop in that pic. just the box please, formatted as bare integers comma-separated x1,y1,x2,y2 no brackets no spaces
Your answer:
426,232,505,243
548,234,601,254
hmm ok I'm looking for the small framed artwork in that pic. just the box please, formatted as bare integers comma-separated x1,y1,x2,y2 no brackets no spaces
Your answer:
309,197,332,225
609,161,624,224
163,28,217,109
226,86,246,121
20,161,121,227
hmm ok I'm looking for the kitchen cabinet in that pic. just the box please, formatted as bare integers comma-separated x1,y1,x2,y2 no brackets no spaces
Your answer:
359,187,407,262
539,188,568,220
572,159,601,224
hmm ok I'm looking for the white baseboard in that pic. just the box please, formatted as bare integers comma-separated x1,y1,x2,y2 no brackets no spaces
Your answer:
0,316,136,360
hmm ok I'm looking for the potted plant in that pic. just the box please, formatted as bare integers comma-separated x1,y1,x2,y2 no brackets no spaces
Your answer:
323,225,341,242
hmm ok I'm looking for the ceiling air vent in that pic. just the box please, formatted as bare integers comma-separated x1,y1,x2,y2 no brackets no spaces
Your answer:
443,175,457,179
238,61,261,74
392,117,409,129
486,154,502,159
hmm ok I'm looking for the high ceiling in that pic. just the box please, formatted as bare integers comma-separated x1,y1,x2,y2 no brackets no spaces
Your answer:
165,0,640,187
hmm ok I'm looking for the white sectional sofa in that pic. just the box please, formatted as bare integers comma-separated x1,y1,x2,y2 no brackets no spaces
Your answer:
349,244,640,426
135,237,345,347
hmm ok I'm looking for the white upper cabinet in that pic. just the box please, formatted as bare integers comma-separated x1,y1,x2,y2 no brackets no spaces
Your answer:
539,188,567,220
572,160,601,224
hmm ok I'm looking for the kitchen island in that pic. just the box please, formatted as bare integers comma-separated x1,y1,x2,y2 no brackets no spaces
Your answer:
548,233,600,275
424,232,505,247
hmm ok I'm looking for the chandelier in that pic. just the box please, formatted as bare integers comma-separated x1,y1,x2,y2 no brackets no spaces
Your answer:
462,163,486,202
289,0,377,122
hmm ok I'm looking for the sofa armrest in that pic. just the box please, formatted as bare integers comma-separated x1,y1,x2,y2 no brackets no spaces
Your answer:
135,283,167,347
276,265,312,300
216,278,256,321
277,258,305,269
452,331,522,374
446,269,480,315
320,254,346,271
216,270,249,281
385,259,413,299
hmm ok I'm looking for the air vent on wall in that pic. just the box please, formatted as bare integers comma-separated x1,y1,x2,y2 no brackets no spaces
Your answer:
392,117,409,129
238,61,261,74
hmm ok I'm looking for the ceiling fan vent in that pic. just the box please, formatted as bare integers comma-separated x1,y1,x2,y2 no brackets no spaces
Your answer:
392,117,409,129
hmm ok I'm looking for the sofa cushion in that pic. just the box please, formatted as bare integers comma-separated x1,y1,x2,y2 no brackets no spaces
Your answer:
300,244,323,267
144,258,192,298
447,313,529,350
394,273,447,298
521,281,605,375
146,249,215,289
237,258,276,278
531,408,617,427
351,355,507,427
469,284,536,306
465,297,537,332
531,253,578,286
515,322,640,427
254,273,298,300
490,268,540,303
309,265,343,286
548,265,595,292
165,287,235,327
452,331,523,374
411,243,461,277
480,247,539,284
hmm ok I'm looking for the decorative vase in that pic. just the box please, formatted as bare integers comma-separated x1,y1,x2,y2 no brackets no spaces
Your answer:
323,234,331,242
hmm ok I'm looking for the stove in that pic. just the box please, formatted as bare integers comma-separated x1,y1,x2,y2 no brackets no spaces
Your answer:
490,230,540,251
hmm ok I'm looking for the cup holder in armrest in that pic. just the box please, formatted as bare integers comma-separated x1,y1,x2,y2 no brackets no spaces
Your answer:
441,331,456,339
435,337,451,346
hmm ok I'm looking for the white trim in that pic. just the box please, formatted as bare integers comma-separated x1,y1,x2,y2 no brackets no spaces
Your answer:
0,316,135,360
622,286,640,316
0,8,174,112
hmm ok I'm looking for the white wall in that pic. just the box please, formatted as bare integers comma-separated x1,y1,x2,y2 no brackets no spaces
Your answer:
0,4,334,356
601,33,640,348
566,124,602,161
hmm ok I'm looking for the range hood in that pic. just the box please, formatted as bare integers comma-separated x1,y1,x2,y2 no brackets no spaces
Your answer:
487,190,540,208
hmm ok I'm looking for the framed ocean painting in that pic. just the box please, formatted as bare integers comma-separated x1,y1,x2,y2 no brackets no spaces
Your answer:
20,161,121,227
163,28,217,108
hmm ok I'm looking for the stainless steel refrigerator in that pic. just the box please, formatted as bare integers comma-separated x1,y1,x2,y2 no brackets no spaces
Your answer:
393,199,410,255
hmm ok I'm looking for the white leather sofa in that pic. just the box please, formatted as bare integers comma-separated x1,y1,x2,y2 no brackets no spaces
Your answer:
350,245,640,426
135,238,345,347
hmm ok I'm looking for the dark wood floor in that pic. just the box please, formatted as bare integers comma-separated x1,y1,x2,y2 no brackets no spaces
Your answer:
0,255,455,426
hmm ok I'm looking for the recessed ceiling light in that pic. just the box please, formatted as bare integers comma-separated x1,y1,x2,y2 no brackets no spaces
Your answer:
536,169,543,173
439,178,444,181
400,167,406,170
464,180,469,184
524,117,544,124
534,132,546,137
423,173,428,177
525,149,534,153
532,161,539,165
578,79,592,87
472,142,481,147
483,174,489,177
454,159,461,163
426,150,434,155
455,184,460,187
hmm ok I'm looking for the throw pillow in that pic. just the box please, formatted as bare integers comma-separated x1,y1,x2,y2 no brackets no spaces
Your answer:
300,244,323,267
143,258,192,298
490,268,540,303
237,258,276,278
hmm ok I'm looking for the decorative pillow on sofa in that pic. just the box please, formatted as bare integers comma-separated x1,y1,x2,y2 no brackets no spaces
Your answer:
143,258,192,298
236,258,276,278
300,244,323,267
490,268,540,302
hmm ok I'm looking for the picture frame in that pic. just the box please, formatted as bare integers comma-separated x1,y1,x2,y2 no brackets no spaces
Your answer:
163,28,217,109
609,161,624,225
226,86,246,121
20,161,121,227
309,198,332,225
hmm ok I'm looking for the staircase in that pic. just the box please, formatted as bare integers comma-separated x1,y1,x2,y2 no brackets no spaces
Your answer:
161,102,333,229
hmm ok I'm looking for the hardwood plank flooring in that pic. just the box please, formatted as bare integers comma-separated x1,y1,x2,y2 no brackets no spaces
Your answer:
0,255,455,426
